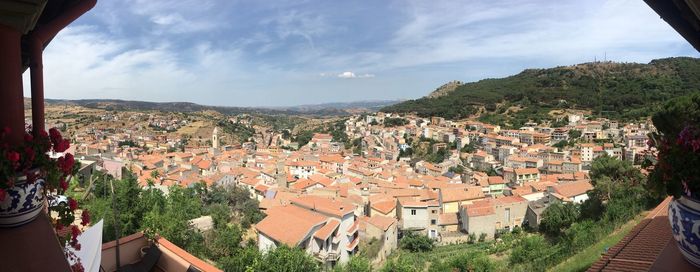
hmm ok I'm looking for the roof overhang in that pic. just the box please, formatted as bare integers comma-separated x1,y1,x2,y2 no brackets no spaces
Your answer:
645,0,700,52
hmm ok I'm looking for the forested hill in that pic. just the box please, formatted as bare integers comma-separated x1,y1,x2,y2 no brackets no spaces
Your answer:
381,57,700,125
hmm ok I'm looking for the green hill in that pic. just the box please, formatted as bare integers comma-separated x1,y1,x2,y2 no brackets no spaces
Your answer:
381,57,700,127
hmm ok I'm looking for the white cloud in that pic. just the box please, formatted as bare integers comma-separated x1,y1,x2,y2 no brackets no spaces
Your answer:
337,71,375,78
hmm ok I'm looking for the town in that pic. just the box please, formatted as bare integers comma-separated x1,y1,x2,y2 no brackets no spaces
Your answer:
52,102,655,269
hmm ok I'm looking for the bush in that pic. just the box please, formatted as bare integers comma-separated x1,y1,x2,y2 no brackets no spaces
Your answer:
468,233,476,244
399,231,435,252
478,233,487,242
539,202,580,236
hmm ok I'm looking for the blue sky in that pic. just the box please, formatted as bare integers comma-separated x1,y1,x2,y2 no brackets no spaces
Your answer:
24,0,699,107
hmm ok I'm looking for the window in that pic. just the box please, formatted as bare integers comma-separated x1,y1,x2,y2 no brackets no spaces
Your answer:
505,208,511,224
411,209,416,215
431,219,436,225
432,210,437,214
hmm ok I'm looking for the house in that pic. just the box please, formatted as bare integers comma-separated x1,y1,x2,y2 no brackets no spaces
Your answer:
549,180,593,204
485,176,506,195
361,215,398,262
438,212,459,233
459,196,528,240
370,199,397,218
439,186,485,213
524,194,561,229
512,167,540,185
397,199,440,239
256,196,359,267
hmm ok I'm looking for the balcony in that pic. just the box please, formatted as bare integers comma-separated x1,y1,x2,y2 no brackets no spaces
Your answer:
101,232,222,272
313,250,340,262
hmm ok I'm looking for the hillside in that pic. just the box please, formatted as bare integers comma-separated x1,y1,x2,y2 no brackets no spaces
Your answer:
381,57,700,127
40,98,394,117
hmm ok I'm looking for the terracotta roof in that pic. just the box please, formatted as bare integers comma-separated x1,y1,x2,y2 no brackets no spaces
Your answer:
438,212,459,225
156,236,223,272
347,236,359,251
464,200,495,217
552,180,593,198
371,200,397,215
487,176,505,185
255,205,326,246
494,195,528,205
514,167,540,175
440,187,485,203
366,215,396,231
588,197,690,272
290,195,355,217
313,219,340,240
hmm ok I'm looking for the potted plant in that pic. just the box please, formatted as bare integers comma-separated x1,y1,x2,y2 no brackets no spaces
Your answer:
647,93,700,267
0,126,90,271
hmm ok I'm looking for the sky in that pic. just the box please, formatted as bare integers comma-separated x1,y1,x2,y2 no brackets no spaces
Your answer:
23,0,700,107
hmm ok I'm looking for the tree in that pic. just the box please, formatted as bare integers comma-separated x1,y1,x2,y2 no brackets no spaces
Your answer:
205,225,242,260
333,257,371,272
399,231,434,252
251,245,320,272
568,129,582,139
538,202,580,236
589,154,645,202
460,142,476,153
449,165,464,174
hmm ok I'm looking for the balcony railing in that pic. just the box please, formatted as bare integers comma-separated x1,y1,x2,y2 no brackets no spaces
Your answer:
314,251,340,262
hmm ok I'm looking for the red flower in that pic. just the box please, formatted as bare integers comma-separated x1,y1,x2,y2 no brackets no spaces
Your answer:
24,147,35,163
38,130,48,138
59,178,69,191
59,153,75,174
6,151,20,163
23,133,33,142
0,189,6,202
68,198,78,211
71,225,81,240
81,210,90,226
49,128,62,143
55,139,70,153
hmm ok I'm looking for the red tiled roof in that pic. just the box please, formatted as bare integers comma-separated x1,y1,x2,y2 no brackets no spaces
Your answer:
464,200,494,217
366,215,396,231
438,212,458,225
371,200,397,215
255,205,326,246
588,197,686,272
313,219,340,240
553,180,593,198
514,167,539,175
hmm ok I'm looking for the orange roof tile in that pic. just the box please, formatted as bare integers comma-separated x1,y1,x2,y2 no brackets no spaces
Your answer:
255,205,326,246
313,219,340,240
366,215,396,231
553,180,593,198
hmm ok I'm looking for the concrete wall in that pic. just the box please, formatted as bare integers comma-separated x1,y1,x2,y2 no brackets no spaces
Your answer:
399,206,428,230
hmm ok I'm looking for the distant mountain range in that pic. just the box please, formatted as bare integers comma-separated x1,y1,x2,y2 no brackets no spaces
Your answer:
39,98,402,116
382,57,700,127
